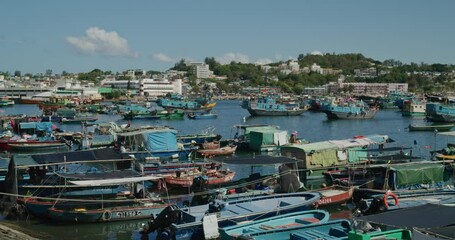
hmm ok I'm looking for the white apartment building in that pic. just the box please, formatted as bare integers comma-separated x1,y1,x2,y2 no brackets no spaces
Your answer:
288,61,300,72
326,77,408,95
100,78,182,96
189,62,213,79
141,78,182,97
101,79,141,90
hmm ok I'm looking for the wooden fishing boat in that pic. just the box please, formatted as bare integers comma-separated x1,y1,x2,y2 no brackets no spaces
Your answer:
187,112,218,119
197,145,237,156
219,219,351,240
315,185,355,207
408,123,455,132
201,141,220,149
61,116,98,124
219,209,330,240
156,109,185,120
141,192,321,240
8,142,68,151
164,169,235,188
0,139,64,151
47,200,170,223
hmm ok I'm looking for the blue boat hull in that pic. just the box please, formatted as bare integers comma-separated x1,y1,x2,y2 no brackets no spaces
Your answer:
150,192,321,240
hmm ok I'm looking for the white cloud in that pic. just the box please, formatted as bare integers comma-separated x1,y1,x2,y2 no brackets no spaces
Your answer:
255,58,273,65
216,52,251,64
153,53,175,62
311,50,323,56
66,27,138,58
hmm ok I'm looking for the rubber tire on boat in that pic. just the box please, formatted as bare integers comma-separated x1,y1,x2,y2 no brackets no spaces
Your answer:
102,210,112,221
383,191,399,208
157,228,171,240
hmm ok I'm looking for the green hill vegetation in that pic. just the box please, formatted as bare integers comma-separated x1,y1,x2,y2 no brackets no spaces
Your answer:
183,53,455,94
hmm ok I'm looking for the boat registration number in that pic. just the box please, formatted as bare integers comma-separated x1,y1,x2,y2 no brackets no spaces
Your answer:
116,211,142,218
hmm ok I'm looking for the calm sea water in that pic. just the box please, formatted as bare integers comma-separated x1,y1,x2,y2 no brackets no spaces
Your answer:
0,100,450,239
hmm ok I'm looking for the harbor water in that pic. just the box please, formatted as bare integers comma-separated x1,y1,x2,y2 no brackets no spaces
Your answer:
0,100,450,239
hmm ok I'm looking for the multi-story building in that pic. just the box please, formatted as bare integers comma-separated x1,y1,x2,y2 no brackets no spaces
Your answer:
189,62,213,79
100,78,182,96
141,78,182,97
325,77,408,96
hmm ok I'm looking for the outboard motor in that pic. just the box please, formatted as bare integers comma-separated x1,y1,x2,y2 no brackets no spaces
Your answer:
207,200,225,213
358,196,386,216
141,205,181,235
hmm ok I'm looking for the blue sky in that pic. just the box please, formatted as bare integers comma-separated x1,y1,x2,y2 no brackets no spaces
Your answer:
1,0,454,74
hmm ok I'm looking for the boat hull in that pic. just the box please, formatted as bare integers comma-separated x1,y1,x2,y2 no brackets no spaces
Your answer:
247,108,305,116
408,124,454,131
48,203,169,223
323,109,377,120
160,192,321,240
219,210,330,240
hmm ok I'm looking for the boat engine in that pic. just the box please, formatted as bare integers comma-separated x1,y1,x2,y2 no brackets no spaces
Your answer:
141,205,181,235
207,200,225,213
358,196,386,216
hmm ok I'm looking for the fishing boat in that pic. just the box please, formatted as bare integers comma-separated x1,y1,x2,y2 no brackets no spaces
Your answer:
156,109,185,120
164,169,235,188
117,127,198,160
315,185,356,207
218,219,351,240
201,141,220,149
219,209,331,240
243,96,305,116
426,102,455,122
60,114,98,124
402,99,426,117
197,145,237,157
139,160,220,176
177,127,221,145
408,123,454,132
0,98,14,107
47,199,170,223
157,95,216,113
17,169,167,218
122,110,160,120
140,192,321,240
187,112,218,119
321,98,378,120
231,124,289,152
8,142,68,152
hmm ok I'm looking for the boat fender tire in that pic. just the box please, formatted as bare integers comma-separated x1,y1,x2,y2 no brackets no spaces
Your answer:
383,191,399,208
102,210,112,221
157,228,171,240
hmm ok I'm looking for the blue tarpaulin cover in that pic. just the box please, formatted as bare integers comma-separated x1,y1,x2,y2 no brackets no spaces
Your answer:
143,129,178,151
19,122,53,133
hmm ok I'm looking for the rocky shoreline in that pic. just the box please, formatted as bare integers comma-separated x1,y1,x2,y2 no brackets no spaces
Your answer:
0,222,42,240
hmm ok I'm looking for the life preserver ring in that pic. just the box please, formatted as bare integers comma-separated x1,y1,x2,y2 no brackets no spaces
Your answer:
102,210,112,221
383,191,399,208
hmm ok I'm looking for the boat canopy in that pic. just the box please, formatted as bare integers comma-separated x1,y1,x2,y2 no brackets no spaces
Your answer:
357,203,455,228
213,155,298,165
56,169,140,180
388,162,445,189
17,147,123,165
328,135,391,148
117,128,179,152
68,175,166,186
249,129,288,150
19,122,53,133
